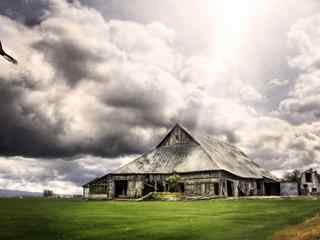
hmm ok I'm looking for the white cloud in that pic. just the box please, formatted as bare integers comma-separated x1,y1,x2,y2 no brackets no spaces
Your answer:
279,14,320,124
0,155,136,194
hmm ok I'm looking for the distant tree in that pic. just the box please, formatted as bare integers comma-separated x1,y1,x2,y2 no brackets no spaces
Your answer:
43,189,54,197
283,170,301,182
283,169,301,195
166,175,181,192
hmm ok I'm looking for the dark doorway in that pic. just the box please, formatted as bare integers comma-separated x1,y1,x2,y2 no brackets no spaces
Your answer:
265,183,271,195
213,183,219,195
227,181,234,197
238,189,245,197
257,181,262,195
115,180,128,198
157,181,165,192
178,183,185,193
264,182,280,195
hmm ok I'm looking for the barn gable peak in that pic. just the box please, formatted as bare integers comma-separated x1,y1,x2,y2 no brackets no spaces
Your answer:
156,123,199,148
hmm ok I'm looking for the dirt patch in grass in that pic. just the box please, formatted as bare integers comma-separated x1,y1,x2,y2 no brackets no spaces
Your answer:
273,215,320,240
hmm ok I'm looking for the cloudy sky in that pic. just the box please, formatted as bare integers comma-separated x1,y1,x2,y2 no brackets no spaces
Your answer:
0,0,320,194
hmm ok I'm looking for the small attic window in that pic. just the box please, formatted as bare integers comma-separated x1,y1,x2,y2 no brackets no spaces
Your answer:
175,133,179,141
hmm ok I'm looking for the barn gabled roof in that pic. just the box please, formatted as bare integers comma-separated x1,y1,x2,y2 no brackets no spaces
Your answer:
111,123,276,179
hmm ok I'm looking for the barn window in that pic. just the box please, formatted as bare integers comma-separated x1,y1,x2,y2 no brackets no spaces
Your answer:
305,172,312,182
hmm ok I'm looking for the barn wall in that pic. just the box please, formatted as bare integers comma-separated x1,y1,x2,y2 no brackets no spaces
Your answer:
181,171,221,196
300,170,320,195
83,187,89,198
280,182,299,196
180,171,260,197
220,171,260,196
108,174,173,198
111,175,145,198
85,171,265,199
87,175,110,198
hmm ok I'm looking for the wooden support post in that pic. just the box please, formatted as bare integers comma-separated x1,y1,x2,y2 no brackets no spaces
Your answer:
234,181,239,197
154,181,157,192
224,180,228,197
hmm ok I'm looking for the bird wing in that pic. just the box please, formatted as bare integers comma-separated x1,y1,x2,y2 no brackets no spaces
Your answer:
0,41,18,64
3,53,18,64
0,41,4,55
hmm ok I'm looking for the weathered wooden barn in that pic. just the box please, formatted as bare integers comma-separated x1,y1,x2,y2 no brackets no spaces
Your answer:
83,124,279,199
300,169,320,195
280,169,320,196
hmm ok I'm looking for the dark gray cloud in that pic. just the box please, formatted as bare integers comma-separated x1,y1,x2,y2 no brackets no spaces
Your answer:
0,0,49,26
0,0,184,158
0,77,63,157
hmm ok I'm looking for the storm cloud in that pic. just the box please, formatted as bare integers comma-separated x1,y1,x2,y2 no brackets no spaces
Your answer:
0,1,184,158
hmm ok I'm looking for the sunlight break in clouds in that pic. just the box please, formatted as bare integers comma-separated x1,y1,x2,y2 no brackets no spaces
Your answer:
212,0,262,61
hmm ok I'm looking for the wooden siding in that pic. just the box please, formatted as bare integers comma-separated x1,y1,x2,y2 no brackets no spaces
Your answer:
158,125,196,147
85,170,267,199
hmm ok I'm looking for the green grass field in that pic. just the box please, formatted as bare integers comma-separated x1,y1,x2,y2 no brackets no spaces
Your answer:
1,198,320,240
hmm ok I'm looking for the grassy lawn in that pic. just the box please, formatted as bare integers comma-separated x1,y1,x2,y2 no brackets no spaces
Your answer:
0,198,320,240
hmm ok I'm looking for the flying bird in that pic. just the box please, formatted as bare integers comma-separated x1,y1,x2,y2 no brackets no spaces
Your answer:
0,40,18,64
